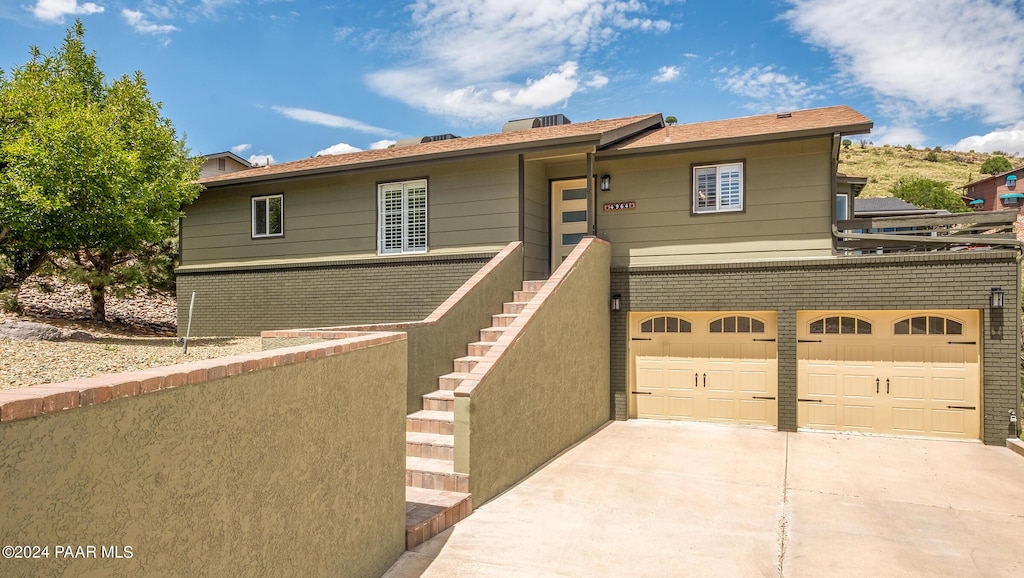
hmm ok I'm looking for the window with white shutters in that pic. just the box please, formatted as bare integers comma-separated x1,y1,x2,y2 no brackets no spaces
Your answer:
693,162,744,214
378,180,428,254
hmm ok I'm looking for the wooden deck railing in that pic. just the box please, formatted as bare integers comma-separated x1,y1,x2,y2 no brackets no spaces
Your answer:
834,209,1020,253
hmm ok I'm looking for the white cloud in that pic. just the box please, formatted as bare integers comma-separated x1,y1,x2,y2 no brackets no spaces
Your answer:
122,9,179,35
271,106,397,136
716,65,821,112
315,142,363,156
782,0,1024,125
31,0,104,22
370,139,397,150
248,154,275,166
367,0,678,123
953,122,1024,154
870,125,927,148
653,65,679,83
230,143,251,154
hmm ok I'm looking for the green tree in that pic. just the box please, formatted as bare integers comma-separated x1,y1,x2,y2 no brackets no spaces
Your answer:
889,177,970,213
980,155,1013,175
842,139,852,151
0,21,201,320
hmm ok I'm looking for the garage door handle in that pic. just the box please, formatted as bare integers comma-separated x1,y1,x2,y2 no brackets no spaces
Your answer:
947,405,976,410
798,339,822,343
631,391,652,395
752,396,776,400
886,378,890,395
631,337,652,341
947,341,976,345
752,338,776,342
695,373,698,387
876,378,879,394
798,398,823,403
703,373,706,388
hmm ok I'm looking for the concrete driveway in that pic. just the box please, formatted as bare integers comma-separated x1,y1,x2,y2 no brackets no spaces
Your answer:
385,420,1024,577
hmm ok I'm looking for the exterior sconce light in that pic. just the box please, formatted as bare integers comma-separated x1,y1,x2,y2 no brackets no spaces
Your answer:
611,294,621,311
991,287,1004,308
600,175,611,192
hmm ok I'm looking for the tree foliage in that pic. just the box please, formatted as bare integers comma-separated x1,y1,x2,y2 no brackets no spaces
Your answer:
889,177,970,213
980,155,1013,175
0,21,201,320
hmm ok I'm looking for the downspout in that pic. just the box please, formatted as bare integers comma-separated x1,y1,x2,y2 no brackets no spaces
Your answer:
831,132,841,253
587,152,596,236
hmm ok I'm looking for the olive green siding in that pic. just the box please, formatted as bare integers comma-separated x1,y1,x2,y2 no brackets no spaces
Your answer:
523,159,551,279
176,255,490,336
0,340,407,578
610,251,1020,445
596,137,834,267
183,156,519,267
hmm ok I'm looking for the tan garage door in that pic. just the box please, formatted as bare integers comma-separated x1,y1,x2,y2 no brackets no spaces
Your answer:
630,312,778,426
797,310,980,439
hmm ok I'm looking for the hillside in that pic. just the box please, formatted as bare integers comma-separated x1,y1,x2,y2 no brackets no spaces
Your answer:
837,143,1024,198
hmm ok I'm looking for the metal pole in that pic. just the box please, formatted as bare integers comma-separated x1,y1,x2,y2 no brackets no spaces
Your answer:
183,291,195,355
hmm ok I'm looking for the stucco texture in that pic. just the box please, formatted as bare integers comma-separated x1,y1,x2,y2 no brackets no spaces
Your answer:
459,239,611,505
0,342,407,577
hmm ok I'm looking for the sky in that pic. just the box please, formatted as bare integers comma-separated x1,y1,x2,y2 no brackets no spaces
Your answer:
3,0,1024,166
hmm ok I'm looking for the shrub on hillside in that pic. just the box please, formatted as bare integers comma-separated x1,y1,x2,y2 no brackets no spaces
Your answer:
890,177,970,213
981,155,1013,175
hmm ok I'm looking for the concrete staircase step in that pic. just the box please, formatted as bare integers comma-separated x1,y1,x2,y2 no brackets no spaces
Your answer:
422,389,454,411
512,290,537,302
453,355,484,373
407,410,454,435
503,302,529,315
466,341,495,356
405,487,472,550
437,372,470,391
479,326,507,342
406,431,455,461
491,313,519,327
406,456,469,492
522,280,545,292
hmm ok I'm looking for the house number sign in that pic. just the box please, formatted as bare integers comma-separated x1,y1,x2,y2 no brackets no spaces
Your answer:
603,201,636,212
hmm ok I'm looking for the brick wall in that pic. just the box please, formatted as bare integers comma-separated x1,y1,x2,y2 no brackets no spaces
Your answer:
176,254,493,335
610,250,1020,445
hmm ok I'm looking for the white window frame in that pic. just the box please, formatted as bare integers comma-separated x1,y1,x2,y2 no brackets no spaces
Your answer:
836,193,850,221
251,194,284,238
693,162,744,214
378,179,428,255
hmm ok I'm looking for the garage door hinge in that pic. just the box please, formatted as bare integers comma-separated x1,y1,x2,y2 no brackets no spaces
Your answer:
947,405,976,410
752,338,776,342
798,398,823,403
631,391,652,395
631,337,652,341
798,339,822,343
751,396,776,400
947,341,976,345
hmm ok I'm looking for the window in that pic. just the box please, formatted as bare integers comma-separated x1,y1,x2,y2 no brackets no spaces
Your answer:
640,316,692,333
378,179,427,254
809,315,871,335
252,194,283,238
836,193,849,221
710,315,765,333
894,316,963,335
693,162,743,213
217,158,226,171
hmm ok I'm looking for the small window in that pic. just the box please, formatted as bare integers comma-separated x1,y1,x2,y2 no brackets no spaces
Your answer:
693,162,744,214
218,158,226,171
836,193,849,221
252,194,283,238
894,316,963,335
640,316,692,333
379,180,427,254
809,315,872,335
710,315,765,333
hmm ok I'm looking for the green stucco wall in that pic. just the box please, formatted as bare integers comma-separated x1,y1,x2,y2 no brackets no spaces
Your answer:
0,341,407,577
610,250,1020,445
458,238,611,505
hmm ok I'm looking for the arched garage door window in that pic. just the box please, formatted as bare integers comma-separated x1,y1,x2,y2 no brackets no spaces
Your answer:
639,315,692,333
808,315,872,335
893,315,963,335
709,315,765,333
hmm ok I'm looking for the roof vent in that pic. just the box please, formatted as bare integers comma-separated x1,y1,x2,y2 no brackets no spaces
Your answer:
502,114,572,133
777,112,792,119
394,133,461,147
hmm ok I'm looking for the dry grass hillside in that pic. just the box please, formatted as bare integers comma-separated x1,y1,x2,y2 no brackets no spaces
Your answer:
837,143,1024,198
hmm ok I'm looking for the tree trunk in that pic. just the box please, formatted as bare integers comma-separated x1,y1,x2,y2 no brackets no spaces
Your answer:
89,283,106,322
0,250,46,293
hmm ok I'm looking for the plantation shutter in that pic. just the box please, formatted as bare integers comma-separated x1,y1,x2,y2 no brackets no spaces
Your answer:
378,180,428,254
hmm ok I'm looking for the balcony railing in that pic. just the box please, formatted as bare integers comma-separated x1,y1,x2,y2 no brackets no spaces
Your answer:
834,209,1019,254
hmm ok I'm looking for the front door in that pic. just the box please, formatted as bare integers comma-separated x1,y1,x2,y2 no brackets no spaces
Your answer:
551,178,590,268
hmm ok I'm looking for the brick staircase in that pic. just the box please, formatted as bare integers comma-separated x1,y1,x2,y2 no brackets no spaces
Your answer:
404,279,544,549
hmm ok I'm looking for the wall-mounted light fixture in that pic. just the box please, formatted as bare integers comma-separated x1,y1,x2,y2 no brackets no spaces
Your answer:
600,175,611,192
611,293,621,311
991,287,1004,308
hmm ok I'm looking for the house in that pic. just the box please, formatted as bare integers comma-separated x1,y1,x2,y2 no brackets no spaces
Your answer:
962,165,1024,239
179,105,1019,448
198,151,253,179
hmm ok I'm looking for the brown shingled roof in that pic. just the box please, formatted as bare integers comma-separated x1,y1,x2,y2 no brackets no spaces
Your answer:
200,113,663,186
604,105,872,153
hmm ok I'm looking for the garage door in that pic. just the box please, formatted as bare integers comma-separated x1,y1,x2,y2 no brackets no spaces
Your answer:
797,310,980,439
630,312,778,426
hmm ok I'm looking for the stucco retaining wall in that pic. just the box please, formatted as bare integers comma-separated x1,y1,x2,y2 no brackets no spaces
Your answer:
454,237,611,505
0,335,407,577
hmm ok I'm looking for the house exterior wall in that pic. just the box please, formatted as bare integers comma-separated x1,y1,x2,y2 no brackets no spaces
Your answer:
199,157,250,179
182,156,520,267
176,254,492,336
596,137,835,267
965,168,1024,239
0,336,408,578
523,159,551,279
610,250,1020,445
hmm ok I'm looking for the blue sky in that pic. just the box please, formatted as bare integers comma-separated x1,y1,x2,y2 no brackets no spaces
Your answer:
3,0,1024,165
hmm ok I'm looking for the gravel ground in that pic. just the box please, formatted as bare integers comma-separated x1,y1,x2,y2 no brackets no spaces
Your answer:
1,276,262,390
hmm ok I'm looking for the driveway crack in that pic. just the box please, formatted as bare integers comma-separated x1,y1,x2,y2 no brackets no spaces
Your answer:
777,432,790,578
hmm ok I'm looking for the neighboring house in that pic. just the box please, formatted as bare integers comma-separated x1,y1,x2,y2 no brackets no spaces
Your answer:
962,166,1024,239
179,105,1019,446
853,196,945,218
198,151,253,179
